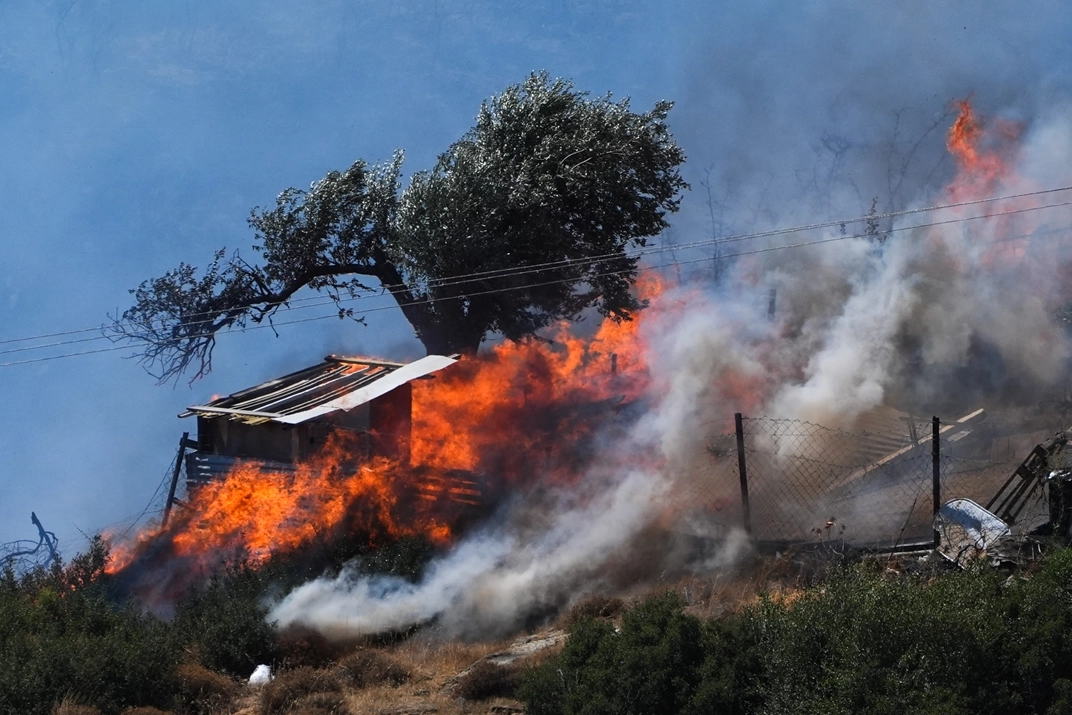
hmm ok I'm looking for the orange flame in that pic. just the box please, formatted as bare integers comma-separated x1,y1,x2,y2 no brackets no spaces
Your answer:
107,431,458,576
946,98,1018,202
108,276,666,580
412,277,660,476
943,98,1040,268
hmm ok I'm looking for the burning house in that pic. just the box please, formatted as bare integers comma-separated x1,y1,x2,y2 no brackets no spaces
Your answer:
177,354,458,488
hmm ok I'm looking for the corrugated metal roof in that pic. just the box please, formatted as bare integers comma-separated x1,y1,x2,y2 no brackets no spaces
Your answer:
180,354,457,425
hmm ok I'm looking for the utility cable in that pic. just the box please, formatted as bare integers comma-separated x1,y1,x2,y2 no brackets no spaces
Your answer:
3,183,1071,350
4,197,1067,368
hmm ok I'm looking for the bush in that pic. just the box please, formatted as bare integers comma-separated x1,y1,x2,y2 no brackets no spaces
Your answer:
0,539,180,715
260,667,344,715
564,595,624,626
173,663,236,715
520,552,1072,715
172,562,279,677
52,700,100,715
276,691,346,715
276,625,339,669
455,660,519,701
335,648,410,688
521,591,706,715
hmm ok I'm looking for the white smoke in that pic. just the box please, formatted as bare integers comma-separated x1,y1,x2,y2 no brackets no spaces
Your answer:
268,104,1072,642
271,468,668,639
768,115,1072,424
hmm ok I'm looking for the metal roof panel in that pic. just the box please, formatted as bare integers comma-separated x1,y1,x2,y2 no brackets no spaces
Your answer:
181,354,457,424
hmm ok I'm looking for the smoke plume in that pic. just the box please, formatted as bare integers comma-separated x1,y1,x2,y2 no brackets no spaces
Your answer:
268,99,1072,638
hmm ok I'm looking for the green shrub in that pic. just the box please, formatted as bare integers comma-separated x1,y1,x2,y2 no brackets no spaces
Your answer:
521,591,706,715
520,550,1072,715
0,539,180,715
172,562,279,676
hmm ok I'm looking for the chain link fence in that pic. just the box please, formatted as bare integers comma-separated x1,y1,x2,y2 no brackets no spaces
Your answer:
705,414,1043,549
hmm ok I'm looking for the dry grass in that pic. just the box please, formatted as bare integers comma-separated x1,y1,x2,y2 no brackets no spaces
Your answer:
389,637,515,683
563,594,624,626
265,554,848,714
120,708,174,715
52,699,100,715
453,660,519,701
175,662,238,715
334,638,531,715
278,690,346,714
336,648,411,688
260,666,345,714
276,625,344,669
662,548,850,621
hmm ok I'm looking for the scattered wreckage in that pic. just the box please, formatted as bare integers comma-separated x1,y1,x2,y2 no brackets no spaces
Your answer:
934,429,1072,567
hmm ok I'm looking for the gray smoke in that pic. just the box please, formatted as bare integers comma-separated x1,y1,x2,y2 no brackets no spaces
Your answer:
268,6,1072,639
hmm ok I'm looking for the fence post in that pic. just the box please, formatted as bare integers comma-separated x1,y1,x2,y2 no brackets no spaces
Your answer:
162,431,189,529
734,413,752,535
932,416,941,549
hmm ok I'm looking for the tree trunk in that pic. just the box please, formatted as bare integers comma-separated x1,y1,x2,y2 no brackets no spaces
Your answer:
376,263,483,356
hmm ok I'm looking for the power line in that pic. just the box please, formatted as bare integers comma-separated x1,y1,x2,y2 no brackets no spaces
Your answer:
5,183,1071,352
4,195,1070,370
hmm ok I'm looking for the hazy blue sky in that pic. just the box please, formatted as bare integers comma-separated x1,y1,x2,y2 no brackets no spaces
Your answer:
2,1,1071,550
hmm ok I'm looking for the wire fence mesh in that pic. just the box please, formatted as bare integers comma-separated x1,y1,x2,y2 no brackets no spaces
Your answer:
706,415,1037,549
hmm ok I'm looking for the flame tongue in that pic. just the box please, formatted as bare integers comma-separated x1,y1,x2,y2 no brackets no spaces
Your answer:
108,276,664,584
947,99,984,169
946,98,1019,201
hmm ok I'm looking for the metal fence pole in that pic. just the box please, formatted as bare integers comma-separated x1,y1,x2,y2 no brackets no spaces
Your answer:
932,416,941,549
735,413,752,535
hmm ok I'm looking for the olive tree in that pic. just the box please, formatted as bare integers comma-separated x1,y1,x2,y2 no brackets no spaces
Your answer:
109,72,687,382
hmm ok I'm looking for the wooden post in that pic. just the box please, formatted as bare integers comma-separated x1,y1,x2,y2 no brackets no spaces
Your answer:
162,432,189,529
932,417,941,549
735,413,752,535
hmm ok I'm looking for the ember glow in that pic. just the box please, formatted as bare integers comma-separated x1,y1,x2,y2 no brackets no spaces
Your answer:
107,434,457,579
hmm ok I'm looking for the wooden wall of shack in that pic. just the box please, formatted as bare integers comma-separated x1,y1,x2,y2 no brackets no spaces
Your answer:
195,382,413,467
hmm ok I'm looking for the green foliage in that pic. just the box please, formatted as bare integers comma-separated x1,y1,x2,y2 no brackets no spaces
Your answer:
21,539,1072,715
520,591,706,715
523,550,1072,715
172,561,279,676
0,533,438,713
0,538,179,715
110,72,687,381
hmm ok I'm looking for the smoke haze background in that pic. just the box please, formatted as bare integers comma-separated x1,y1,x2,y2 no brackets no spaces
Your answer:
2,2,1072,571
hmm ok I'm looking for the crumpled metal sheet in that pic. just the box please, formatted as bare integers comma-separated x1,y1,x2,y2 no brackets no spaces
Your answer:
934,498,1014,567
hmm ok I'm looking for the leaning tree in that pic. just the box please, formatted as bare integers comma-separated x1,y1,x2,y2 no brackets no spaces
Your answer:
109,72,688,382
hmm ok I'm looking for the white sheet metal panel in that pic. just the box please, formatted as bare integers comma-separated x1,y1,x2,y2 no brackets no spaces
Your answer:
933,498,1012,566
274,354,457,425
